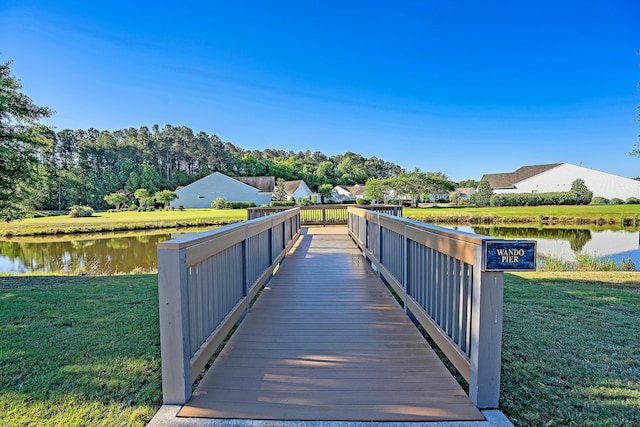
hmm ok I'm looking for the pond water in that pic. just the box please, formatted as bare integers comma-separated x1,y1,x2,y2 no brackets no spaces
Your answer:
1,225,639,274
448,225,640,267
0,227,217,274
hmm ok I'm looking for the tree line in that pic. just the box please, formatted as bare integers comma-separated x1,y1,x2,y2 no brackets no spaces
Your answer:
35,125,408,211
1,58,475,221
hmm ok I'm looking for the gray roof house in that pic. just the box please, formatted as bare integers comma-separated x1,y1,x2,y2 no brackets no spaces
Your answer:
284,180,313,201
331,184,367,203
170,172,273,208
481,163,640,200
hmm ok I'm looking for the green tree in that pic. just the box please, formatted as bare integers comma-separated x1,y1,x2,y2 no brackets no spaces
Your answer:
155,190,178,208
140,162,162,193
570,179,593,205
272,178,287,201
364,178,387,203
0,59,54,221
457,179,479,188
471,180,493,207
103,192,129,211
318,183,333,203
134,188,151,210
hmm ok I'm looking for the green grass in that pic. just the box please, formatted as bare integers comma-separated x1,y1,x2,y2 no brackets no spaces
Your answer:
1,272,638,426
0,275,161,426
404,204,640,226
502,272,640,426
0,209,246,237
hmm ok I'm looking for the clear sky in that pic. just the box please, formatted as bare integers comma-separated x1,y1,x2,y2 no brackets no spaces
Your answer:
1,1,638,182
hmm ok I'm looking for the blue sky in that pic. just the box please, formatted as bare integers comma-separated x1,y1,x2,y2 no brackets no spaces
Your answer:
1,1,638,182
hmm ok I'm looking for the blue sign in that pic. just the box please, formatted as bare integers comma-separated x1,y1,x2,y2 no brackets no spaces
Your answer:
484,240,536,271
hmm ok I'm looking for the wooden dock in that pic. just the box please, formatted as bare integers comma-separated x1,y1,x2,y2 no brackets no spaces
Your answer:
177,227,484,422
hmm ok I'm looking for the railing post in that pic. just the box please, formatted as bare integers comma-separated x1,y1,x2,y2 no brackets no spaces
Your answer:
322,207,327,227
469,244,504,408
403,224,408,314
157,246,191,404
243,225,250,314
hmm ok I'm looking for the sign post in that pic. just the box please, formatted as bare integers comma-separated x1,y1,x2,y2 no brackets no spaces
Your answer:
483,240,537,272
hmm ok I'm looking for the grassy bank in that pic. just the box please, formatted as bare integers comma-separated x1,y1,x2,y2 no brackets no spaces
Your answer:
501,272,640,426
0,209,246,237
0,275,161,426
1,272,638,426
404,204,640,226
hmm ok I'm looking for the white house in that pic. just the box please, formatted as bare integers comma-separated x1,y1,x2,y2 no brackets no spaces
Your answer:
455,187,476,199
170,172,273,208
284,180,313,201
482,163,640,200
331,184,367,203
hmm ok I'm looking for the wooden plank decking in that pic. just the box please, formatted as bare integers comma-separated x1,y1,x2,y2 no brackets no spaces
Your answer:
178,227,484,422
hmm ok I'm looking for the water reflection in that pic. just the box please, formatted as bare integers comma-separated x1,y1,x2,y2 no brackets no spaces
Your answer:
452,226,640,265
3,225,640,274
0,227,215,274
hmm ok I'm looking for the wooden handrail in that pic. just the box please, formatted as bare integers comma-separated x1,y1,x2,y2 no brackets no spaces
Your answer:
347,207,504,409
157,208,301,404
247,205,402,225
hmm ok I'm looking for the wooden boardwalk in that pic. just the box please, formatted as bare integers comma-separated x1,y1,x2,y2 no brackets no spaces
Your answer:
178,227,484,422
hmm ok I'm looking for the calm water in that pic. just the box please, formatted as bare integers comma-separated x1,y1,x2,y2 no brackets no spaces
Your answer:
0,227,217,274
449,225,640,266
1,225,639,274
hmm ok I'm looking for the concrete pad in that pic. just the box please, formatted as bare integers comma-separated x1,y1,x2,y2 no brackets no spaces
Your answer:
147,405,514,427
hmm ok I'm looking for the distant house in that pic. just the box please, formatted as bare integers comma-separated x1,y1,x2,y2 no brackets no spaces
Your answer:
481,163,640,200
455,187,476,199
284,180,313,201
331,184,366,203
170,172,273,208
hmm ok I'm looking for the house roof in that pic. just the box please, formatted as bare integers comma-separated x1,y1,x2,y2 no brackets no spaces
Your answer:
481,163,563,189
345,185,367,196
233,176,275,192
456,187,475,196
284,180,303,195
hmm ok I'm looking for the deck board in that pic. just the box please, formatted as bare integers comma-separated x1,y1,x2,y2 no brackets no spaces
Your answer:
178,227,484,422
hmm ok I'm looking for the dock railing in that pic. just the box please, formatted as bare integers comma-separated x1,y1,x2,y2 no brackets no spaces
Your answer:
157,208,301,404
248,204,402,225
347,207,504,409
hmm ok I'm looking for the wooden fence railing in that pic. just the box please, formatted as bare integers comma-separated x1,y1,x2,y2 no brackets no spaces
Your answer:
247,204,402,225
157,208,301,404
347,207,504,409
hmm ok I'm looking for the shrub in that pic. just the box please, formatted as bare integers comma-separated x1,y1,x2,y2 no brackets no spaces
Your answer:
69,205,94,218
626,197,640,204
224,201,256,209
590,196,608,205
356,198,372,205
610,197,625,205
489,191,578,207
570,179,593,205
128,203,138,211
387,199,400,205
178,205,185,211
211,197,226,209
270,201,296,207
297,198,313,206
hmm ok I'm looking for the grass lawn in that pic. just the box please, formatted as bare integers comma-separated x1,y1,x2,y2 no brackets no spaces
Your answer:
0,272,638,426
501,272,640,426
0,275,161,427
404,204,640,226
0,209,247,237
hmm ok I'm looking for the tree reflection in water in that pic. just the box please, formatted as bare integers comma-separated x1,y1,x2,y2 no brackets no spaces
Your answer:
472,227,593,252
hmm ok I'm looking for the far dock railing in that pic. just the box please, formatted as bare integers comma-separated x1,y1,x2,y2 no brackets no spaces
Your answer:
157,208,301,404
347,207,505,409
248,204,402,225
